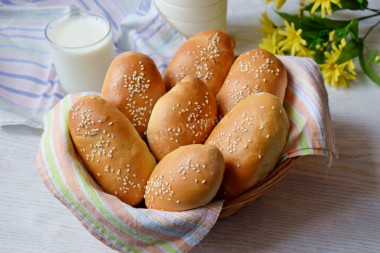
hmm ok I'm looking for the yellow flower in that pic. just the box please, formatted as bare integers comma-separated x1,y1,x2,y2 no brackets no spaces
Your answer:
306,0,342,18
259,29,285,55
319,39,356,87
278,20,308,56
265,0,286,10
375,56,380,63
329,30,335,41
260,13,276,35
297,46,314,58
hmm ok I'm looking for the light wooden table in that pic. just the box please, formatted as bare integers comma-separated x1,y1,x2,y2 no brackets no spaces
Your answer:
1,1,380,252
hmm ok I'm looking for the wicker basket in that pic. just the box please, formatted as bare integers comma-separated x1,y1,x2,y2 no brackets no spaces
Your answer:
218,157,298,219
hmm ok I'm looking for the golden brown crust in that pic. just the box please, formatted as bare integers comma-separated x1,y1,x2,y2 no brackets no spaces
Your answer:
147,76,218,161
144,144,225,211
163,29,236,96
101,51,166,139
205,93,289,200
68,95,157,206
216,49,288,116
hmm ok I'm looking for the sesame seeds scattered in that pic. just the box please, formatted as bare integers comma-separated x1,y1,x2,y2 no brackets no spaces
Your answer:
166,90,214,145
171,32,222,85
145,158,211,208
122,60,156,135
224,50,282,106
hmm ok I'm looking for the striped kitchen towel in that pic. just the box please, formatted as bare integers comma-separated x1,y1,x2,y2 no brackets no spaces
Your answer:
0,0,186,128
36,55,337,253
278,55,337,160
36,91,224,253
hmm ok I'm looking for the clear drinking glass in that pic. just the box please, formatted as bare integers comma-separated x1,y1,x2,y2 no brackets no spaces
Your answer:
45,10,114,94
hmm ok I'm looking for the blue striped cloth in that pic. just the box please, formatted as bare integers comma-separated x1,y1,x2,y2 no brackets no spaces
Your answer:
0,0,186,128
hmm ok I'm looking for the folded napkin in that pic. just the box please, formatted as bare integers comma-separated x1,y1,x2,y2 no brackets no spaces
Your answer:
0,0,185,128
36,55,337,253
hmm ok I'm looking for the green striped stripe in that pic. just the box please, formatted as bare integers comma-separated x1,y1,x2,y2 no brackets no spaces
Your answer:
60,96,178,253
144,210,205,244
284,102,313,156
43,109,142,253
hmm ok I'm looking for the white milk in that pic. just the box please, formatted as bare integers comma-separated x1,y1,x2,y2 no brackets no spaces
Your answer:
46,11,114,94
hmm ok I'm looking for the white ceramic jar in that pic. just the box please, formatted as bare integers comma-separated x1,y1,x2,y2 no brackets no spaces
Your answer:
154,0,227,37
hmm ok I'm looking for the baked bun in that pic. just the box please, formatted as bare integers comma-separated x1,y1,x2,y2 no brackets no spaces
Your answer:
144,144,225,211
147,76,218,161
205,93,289,200
164,29,236,96
68,95,157,206
216,49,287,116
101,51,166,139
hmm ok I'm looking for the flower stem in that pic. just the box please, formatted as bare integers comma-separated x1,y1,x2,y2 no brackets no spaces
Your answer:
358,13,380,21
367,8,380,14
363,19,380,40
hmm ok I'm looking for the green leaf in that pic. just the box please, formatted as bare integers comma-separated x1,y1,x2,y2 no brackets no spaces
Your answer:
276,12,350,30
314,49,325,64
359,48,380,86
368,50,378,63
345,19,359,40
320,18,352,29
304,0,368,12
335,0,368,11
336,39,362,64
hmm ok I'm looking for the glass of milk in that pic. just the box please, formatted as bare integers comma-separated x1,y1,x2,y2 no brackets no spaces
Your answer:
45,10,114,94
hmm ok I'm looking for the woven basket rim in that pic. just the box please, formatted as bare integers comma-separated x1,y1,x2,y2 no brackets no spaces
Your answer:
218,157,298,219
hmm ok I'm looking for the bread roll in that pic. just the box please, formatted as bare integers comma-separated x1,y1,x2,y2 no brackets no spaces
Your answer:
145,144,225,211
205,93,289,200
147,76,218,161
164,29,236,96
101,51,166,139
68,95,157,206
216,49,287,116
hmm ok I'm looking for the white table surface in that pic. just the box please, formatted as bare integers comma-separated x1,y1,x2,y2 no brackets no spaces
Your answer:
1,1,380,252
